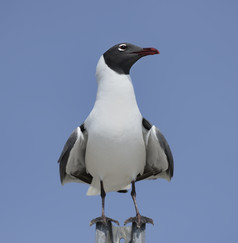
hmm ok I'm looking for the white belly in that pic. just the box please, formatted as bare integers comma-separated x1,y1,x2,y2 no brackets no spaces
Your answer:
84,61,146,195
85,116,146,195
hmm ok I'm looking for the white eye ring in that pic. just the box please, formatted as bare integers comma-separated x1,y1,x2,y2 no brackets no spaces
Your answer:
118,44,127,52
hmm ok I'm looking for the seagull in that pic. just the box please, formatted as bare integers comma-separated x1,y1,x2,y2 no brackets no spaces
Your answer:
58,43,174,228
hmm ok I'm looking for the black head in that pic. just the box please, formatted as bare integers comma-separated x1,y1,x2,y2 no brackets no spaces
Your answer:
103,43,160,75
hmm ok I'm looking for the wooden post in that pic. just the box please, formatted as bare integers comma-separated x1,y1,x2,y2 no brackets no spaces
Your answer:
95,222,146,243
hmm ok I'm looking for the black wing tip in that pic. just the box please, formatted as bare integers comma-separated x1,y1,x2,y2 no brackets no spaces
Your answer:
71,171,92,184
142,117,152,130
80,123,85,132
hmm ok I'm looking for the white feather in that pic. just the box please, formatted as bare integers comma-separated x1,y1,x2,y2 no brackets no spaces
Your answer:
85,56,146,195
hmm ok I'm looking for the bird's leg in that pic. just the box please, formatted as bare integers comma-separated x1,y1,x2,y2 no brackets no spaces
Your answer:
90,181,119,226
124,181,154,228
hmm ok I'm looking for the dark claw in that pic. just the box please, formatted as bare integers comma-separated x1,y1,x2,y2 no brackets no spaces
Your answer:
90,216,119,226
124,214,154,228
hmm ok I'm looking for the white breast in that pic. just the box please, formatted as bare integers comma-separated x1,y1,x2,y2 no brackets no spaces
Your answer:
84,56,146,195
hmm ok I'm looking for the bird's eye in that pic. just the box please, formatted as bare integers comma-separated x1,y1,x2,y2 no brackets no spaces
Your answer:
118,44,127,52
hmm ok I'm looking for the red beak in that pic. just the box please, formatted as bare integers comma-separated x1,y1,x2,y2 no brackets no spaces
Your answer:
133,47,160,56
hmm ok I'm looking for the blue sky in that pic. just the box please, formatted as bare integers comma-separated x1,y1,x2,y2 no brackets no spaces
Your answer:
1,0,238,242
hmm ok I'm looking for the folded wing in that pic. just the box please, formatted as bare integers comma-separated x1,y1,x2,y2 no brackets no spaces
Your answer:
58,124,92,185
136,118,174,182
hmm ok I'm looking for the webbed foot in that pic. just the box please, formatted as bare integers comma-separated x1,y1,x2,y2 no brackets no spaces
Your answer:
90,216,119,226
124,214,154,228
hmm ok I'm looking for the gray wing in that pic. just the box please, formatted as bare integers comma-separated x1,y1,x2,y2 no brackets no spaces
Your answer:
136,118,174,182
58,124,92,185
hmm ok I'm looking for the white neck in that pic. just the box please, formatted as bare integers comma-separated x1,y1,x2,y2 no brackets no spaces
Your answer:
86,55,142,135
95,56,138,108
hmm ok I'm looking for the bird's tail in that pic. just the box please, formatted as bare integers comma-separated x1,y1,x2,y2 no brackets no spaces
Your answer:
86,177,101,196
